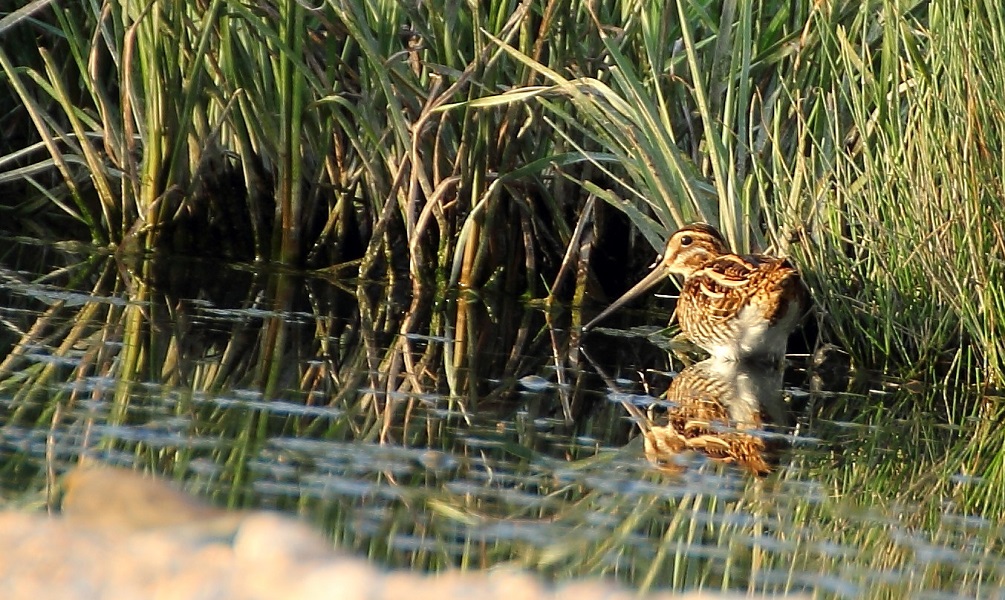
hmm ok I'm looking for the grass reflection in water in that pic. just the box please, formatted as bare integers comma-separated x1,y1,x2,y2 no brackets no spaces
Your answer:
0,240,1003,598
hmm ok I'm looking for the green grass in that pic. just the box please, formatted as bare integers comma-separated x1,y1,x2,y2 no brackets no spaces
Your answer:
773,0,1005,384
1,0,1004,383
458,0,1005,385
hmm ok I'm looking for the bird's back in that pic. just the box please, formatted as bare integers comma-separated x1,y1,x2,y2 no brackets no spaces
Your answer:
676,254,806,360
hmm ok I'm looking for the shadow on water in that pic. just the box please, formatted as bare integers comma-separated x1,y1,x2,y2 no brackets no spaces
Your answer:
2,235,1005,597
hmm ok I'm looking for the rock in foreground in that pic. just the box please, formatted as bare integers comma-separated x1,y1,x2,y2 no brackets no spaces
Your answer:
0,464,782,600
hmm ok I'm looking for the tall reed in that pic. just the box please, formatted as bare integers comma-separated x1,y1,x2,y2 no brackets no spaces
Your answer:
763,0,1005,382
3,0,1005,383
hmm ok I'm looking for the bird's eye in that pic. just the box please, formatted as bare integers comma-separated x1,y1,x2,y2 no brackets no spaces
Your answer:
680,235,693,246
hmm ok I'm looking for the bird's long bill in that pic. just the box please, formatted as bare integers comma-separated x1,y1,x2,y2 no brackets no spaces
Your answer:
584,263,671,330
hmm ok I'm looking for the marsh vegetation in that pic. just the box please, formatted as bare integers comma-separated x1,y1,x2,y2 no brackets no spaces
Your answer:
2,0,1005,597
3,0,1003,384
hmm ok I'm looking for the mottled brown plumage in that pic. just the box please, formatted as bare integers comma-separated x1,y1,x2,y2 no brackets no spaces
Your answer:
620,358,789,476
586,223,808,362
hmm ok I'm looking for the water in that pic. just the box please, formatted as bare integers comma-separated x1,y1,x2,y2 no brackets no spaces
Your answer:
1,235,1003,597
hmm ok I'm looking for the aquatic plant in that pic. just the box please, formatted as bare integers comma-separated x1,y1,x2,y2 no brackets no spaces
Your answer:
1,0,1004,384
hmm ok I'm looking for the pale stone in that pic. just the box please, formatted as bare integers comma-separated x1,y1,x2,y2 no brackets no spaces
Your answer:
293,559,382,600
0,466,806,600
0,510,804,600
62,463,229,530
233,512,333,565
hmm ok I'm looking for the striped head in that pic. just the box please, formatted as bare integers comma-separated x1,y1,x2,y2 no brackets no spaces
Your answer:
583,223,730,331
663,223,730,277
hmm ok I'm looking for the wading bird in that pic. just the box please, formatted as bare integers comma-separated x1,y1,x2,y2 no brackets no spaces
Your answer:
585,223,808,363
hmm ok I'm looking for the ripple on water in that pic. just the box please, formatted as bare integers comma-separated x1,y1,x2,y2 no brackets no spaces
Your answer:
2,240,1004,598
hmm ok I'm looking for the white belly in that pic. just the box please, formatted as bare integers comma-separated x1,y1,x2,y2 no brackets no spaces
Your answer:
708,302,800,362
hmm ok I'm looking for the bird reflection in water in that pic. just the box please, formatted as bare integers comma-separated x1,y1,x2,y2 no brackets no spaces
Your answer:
619,358,789,476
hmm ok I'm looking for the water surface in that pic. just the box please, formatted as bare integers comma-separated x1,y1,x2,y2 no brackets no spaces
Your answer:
1,235,1002,598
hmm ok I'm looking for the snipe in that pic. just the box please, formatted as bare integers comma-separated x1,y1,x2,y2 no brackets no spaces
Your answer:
586,223,808,363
